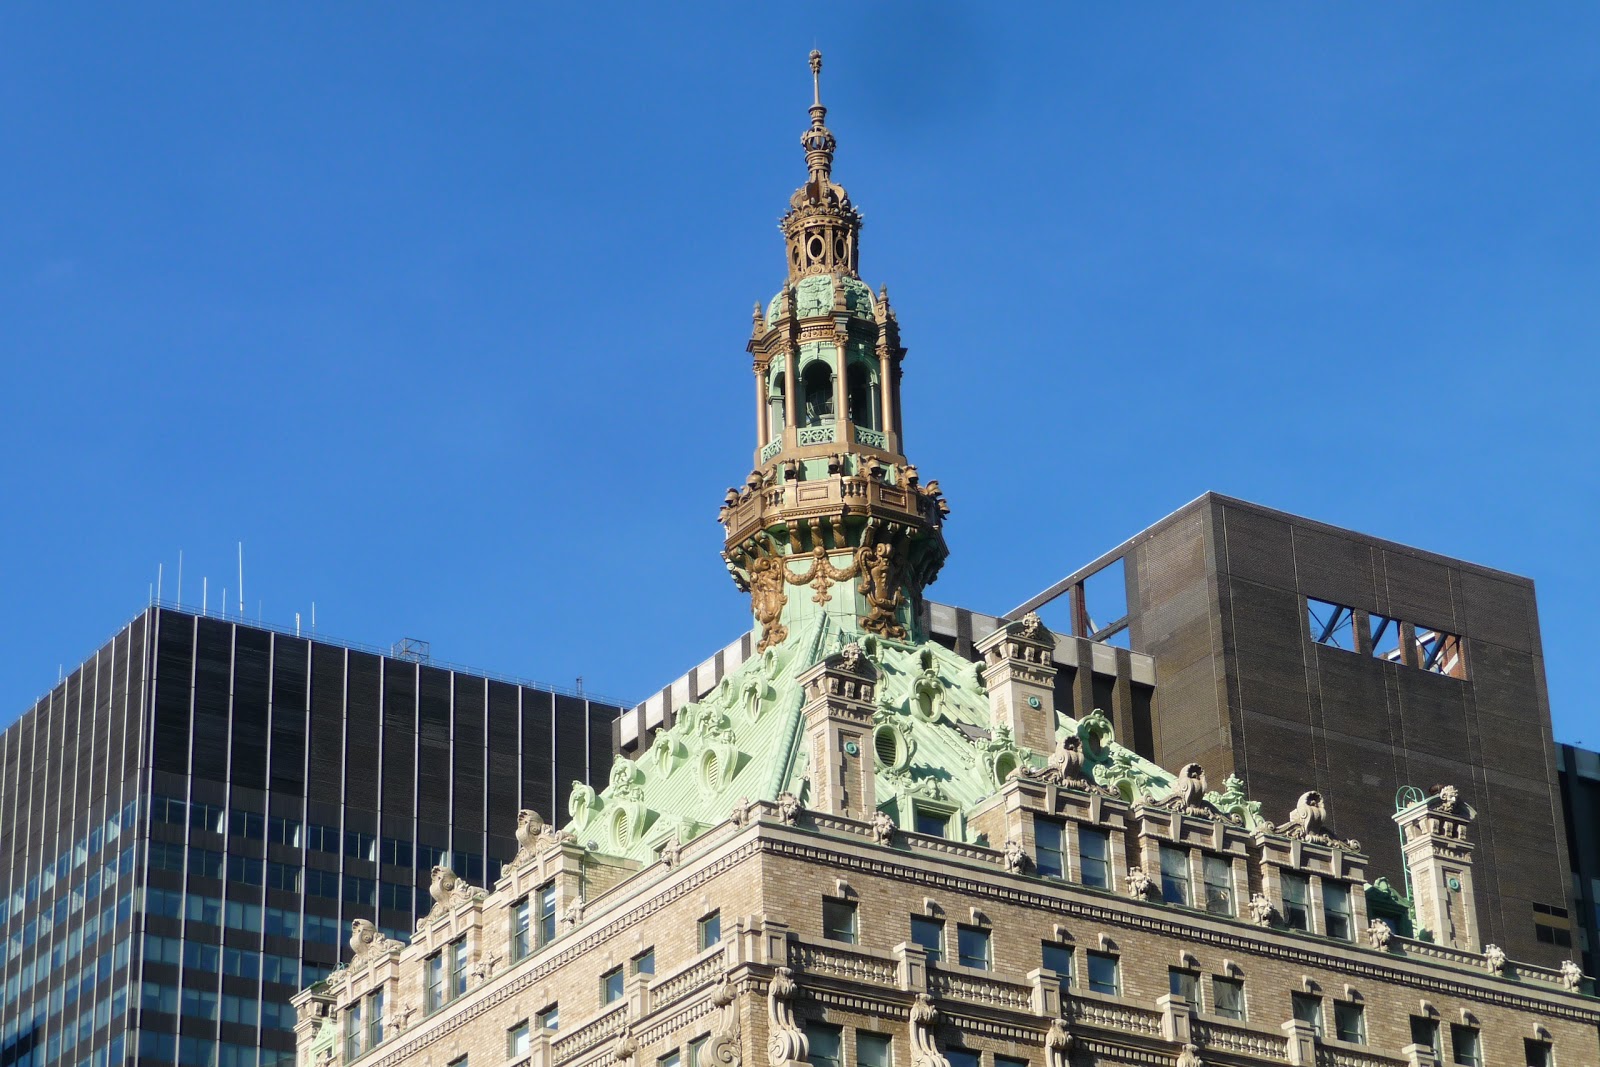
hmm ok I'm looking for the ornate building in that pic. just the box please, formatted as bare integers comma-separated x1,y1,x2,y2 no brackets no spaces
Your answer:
295,55,1598,1067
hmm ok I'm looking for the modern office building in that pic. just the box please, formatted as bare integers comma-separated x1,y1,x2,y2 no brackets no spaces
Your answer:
1009,492,1572,969
1558,743,1599,979
298,53,1595,1067
0,606,621,1067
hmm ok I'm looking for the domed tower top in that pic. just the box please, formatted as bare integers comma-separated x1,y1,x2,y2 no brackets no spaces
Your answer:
784,49,859,279
721,53,949,653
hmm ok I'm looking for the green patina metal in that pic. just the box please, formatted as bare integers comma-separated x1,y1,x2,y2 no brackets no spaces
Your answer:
841,275,875,318
560,612,1269,864
795,275,834,317
1365,876,1416,939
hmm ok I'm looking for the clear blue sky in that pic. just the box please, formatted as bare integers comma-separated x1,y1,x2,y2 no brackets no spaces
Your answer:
2,5,1596,743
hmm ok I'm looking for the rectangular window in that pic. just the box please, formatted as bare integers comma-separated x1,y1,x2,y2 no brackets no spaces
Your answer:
512,898,532,961
1410,1017,1441,1057
1041,943,1073,986
857,1033,892,1067
344,1003,363,1062
1079,828,1110,889
345,831,377,862
822,898,857,944
1281,873,1310,932
1415,626,1466,678
1368,614,1402,663
1086,951,1119,996
537,1004,559,1032
426,952,446,1012
910,916,944,964
995,1058,1027,1067
659,1054,680,1067
956,926,991,970
632,949,655,976
601,967,624,1004
1323,881,1353,941
806,1024,842,1067
698,911,722,950
1291,994,1323,1039
507,1022,530,1060
1159,846,1190,906
1168,969,1199,1008
1334,1001,1365,1044
1523,1039,1553,1067
944,1052,978,1067
380,837,413,867
268,816,302,847
1307,598,1355,650
1034,819,1064,879
1211,976,1244,1020
914,808,948,838
366,990,385,1050
1203,855,1233,917
688,1037,709,1067
1451,1025,1482,1067
450,937,469,998
537,882,558,947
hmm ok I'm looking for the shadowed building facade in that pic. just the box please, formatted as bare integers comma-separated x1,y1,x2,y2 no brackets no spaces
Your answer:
1009,493,1571,969
0,607,620,1067
297,54,1596,1067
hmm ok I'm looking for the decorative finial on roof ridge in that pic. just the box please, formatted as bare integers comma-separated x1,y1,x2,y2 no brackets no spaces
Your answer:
801,50,836,187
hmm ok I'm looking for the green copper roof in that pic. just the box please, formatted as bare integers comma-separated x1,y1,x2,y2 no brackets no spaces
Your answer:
562,613,1270,864
764,274,875,327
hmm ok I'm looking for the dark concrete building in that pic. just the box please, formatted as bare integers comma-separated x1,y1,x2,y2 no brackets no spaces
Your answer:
1011,491,1571,969
1559,742,1598,978
0,606,621,1067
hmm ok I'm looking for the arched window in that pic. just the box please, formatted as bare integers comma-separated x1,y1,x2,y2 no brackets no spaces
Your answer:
801,361,834,426
847,362,879,430
769,372,786,437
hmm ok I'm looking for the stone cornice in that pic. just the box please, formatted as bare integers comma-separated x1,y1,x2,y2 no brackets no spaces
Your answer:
752,830,1599,1024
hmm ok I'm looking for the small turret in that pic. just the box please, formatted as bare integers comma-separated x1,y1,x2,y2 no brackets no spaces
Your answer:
1394,785,1480,951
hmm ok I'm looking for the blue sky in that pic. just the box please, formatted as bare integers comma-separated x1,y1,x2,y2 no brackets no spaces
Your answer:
2,5,1595,742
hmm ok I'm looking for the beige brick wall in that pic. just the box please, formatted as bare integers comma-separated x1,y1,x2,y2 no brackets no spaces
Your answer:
300,805,1598,1067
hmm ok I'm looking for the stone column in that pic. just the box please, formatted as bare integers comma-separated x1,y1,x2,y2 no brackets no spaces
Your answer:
784,344,799,445
755,361,769,449
877,346,894,443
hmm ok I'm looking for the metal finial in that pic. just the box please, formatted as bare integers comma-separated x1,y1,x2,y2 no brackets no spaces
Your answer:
809,50,823,106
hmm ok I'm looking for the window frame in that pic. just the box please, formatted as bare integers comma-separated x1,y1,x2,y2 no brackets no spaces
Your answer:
1291,993,1324,1039
1168,968,1200,1010
601,966,625,1004
1333,1001,1366,1044
1323,880,1354,941
1078,827,1111,889
1211,975,1245,1021
1085,951,1119,996
1034,818,1065,879
698,911,722,951
955,925,991,971
1041,942,1074,986
910,915,944,964
822,897,858,945
1159,845,1191,907
507,1021,531,1060
1450,1024,1482,1067
1202,854,1234,917
1281,872,1311,932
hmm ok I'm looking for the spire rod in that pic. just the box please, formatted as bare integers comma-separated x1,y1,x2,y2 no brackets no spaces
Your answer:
801,50,836,186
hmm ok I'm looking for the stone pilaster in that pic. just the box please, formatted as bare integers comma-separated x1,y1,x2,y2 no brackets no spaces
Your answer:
796,644,879,820
974,613,1058,755
1395,785,1480,952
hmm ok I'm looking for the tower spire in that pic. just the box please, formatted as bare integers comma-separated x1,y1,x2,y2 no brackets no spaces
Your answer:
802,49,836,189
722,54,950,652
